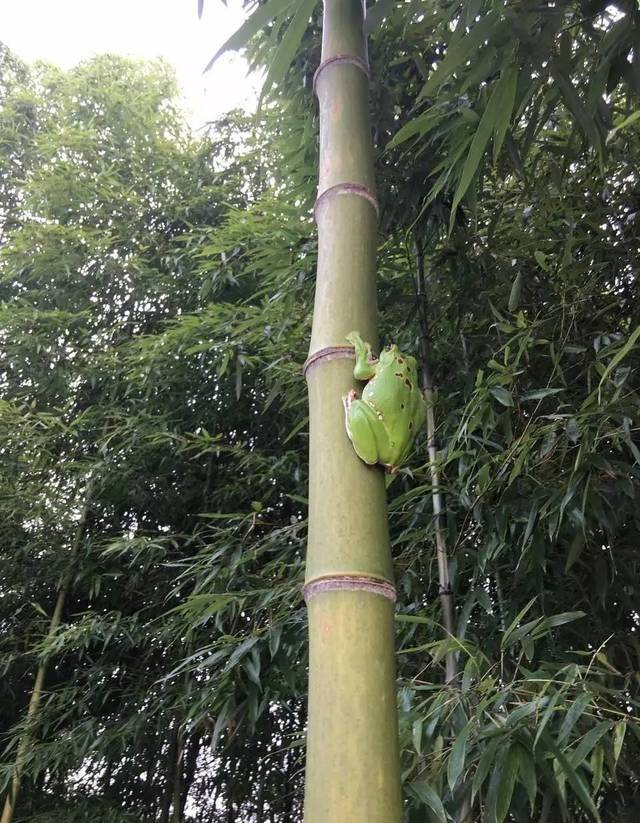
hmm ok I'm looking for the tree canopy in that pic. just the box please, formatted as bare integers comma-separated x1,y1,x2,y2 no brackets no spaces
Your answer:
1,1,639,820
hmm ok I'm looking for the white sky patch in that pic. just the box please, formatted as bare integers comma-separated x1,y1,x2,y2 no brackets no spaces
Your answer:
0,0,259,128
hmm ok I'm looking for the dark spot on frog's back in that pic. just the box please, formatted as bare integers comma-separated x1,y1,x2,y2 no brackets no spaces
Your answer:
404,379,413,390
395,372,403,378
397,357,404,364
409,421,413,429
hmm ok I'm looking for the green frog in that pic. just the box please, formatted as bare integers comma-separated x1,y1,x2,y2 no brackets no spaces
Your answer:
343,331,426,471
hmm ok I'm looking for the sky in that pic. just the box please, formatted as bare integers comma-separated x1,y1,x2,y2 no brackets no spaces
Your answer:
0,0,259,128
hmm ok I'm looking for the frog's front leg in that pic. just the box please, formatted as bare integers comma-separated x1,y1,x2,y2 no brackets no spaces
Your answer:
343,392,387,466
346,331,377,381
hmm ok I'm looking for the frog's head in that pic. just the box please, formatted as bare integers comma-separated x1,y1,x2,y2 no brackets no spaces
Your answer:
379,343,401,366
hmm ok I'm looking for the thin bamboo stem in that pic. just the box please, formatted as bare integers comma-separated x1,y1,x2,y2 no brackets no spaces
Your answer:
303,2,402,822
415,247,475,822
495,570,506,632
1,479,94,823
414,243,456,685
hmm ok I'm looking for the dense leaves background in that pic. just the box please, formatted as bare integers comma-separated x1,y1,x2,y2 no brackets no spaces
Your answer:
1,0,639,820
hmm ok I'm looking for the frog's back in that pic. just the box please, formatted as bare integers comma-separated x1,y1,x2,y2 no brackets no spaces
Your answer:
363,351,418,412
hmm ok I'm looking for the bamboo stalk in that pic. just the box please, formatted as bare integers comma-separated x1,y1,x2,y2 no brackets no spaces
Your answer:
303,2,402,822
1,479,94,823
415,242,456,685
415,247,476,821
160,721,179,823
170,724,185,823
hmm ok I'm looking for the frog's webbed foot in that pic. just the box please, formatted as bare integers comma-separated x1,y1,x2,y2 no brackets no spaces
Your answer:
342,389,358,437
343,389,358,412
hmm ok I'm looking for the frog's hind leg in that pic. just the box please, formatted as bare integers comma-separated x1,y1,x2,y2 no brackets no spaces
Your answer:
345,398,384,466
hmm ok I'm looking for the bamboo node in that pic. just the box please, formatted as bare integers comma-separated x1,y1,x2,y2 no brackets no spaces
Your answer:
313,53,370,95
303,345,355,378
313,182,379,219
303,575,397,603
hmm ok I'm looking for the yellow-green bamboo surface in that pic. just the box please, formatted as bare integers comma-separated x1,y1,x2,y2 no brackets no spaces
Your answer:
303,2,402,821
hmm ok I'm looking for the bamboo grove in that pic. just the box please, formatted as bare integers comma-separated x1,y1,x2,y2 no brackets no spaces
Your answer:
1,1,640,821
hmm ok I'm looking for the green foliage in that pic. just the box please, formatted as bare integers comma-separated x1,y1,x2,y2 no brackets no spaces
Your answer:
2,0,640,820
0,48,309,822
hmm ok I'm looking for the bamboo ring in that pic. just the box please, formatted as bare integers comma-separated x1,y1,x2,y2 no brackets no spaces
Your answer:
313,182,379,220
303,575,397,603
302,345,355,378
313,53,370,95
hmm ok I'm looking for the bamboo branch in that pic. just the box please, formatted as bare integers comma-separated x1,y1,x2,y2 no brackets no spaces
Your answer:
1,477,95,823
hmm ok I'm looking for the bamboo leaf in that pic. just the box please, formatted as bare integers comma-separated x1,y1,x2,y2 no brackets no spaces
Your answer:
550,60,604,165
502,597,537,647
557,692,592,747
461,45,497,93
504,617,543,649
485,746,519,823
386,110,443,150
607,109,640,141
543,737,601,822
472,738,500,801
496,747,519,823
489,386,514,407
413,718,423,754
508,271,522,312
225,636,260,672
534,250,550,271
419,12,500,99
449,66,519,228
521,388,564,401
282,415,309,444
543,611,585,630
516,745,537,812
410,782,447,823
598,326,640,400
613,720,626,765
261,0,317,99
591,745,604,792
365,0,396,31
534,690,561,749
570,721,612,768
447,724,469,789
484,760,502,823
204,0,295,71
211,698,234,752
493,65,518,164
268,626,282,658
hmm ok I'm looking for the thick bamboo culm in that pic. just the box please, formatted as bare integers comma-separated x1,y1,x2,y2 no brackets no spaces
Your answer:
303,2,402,822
